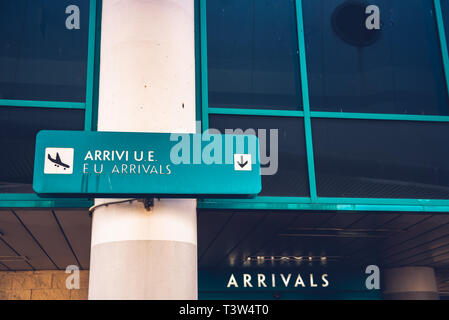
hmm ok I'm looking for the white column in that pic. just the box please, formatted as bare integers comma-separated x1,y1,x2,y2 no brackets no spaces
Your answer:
88,0,197,300
383,267,439,300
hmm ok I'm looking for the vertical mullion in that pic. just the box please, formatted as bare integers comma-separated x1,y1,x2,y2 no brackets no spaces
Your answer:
434,0,449,103
200,0,210,131
84,0,97,131
295,0,318,201
195,0,203,130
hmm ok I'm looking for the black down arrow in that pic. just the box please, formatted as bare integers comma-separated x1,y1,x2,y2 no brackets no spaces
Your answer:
237,155,248,168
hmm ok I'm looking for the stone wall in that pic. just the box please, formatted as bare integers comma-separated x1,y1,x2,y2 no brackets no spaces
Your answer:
0,270,89,300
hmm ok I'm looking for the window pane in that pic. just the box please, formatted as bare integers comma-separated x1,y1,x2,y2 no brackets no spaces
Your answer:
207,0,302,110
303,0,449,115
0,107,85,193
209,115,309,197
0,0,90,102
441,0,449,53
312,119,449,199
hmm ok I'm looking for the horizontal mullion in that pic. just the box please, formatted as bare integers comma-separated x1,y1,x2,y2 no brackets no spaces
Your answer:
0,193,90,202
198,197,313,211
316,197,449,206
0,194,92,208
201,196,312,204
310,111,449,122
0,99,86,109
199,196,449,212
208,107,304,117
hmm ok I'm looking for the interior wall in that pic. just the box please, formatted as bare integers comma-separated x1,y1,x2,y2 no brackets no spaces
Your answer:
0,270,88,300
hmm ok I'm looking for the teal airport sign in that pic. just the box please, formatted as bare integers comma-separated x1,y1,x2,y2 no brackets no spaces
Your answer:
33,131,262,198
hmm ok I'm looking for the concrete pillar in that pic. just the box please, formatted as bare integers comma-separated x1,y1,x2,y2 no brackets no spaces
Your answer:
88,0,197,300
383,267,439,300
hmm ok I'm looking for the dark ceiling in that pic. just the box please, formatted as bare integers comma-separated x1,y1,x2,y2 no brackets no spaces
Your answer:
1,208,449,296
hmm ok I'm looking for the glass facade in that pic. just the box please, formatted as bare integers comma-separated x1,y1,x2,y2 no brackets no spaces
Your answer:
203,0,449,207
440,0,449,53
312,119,449,199
304,0,449,115
2,0,449,210
210,115,309,197
0,0,90,102
0,0,96,197
0,107,85,193
207,0,302,111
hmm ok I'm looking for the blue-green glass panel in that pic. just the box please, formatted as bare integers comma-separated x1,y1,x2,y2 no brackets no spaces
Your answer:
207,0,302,111
0,0,90,102
441,0,449,32
312,119,449,199
0,107,85,193
440,0,449,51
303,0,449,115
209,115,310,197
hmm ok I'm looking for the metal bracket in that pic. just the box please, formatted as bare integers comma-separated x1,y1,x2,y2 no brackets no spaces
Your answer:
140,198,154,211
88,198,155,216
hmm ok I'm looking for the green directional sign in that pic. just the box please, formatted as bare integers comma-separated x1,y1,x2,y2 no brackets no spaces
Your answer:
33,130,262,198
